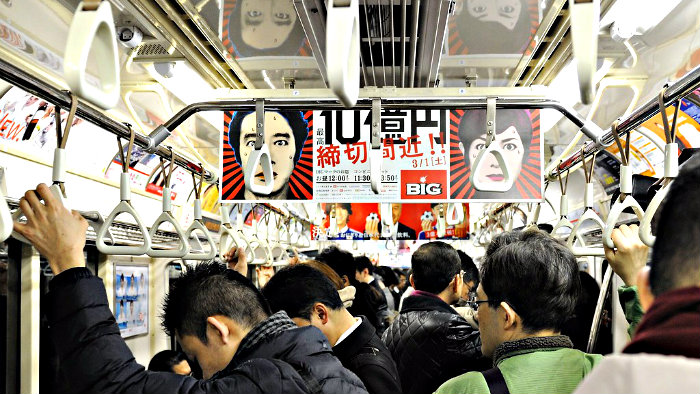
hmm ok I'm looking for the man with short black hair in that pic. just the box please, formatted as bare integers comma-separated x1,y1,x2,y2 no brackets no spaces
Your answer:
13,185,368,394
436,230,601,394
382,241,484,394
454,250,479,327
263,264,401,394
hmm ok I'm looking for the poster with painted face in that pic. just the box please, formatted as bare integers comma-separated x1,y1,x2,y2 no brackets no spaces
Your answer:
450,109,543,201
222,0,312,58
221,110,313,200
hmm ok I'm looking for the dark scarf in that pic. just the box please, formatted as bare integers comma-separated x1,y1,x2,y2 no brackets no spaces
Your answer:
624,286,700,359
493,335,573,366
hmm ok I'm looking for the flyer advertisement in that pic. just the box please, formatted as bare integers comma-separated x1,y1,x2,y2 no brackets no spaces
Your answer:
114,264,149,338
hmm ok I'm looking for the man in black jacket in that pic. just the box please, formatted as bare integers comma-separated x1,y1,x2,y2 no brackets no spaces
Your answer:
263,264,402,394
382,241,487,394
14,183,368,394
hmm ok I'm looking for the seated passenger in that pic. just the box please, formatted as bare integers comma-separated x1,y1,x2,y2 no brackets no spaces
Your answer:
262,264,402,394
147,350,192,376
574,153,700,394
382,241,485,394
13,184,368,394
436,230,602,394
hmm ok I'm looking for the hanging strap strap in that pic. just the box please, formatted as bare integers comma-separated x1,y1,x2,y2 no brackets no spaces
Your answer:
482,367,510,394
55,91,79,149
116,124,136,174
153,146,175,188
191,163,204,200
657,87,681,145
611,120,630,166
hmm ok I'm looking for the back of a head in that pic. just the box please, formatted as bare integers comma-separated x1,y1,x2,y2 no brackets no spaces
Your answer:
481,230,581,333
457,250,479,288
148,350,187,373
411,241,461,294
262,264,344,320
651,152,700,296
354,255,374,275
161,262,270,343
300,260,345,290
317,245,355,283
376,266,399,287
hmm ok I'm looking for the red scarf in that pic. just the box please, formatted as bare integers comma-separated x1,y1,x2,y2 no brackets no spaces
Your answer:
624,286,700,359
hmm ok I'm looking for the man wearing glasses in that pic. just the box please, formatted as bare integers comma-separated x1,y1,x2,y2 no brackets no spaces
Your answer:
437,230,602,394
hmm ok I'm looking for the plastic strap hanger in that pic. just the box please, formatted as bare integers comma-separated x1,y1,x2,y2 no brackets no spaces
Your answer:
552,166,575,234
587,264,613,353
182,165,217,260
64,0,120,109
96,125,152,255
639,89,681,246
436,204,447,238
326,0,360,107
471,98,514,192
568,0,600,104
603,121,646,249
369,99,382,194
328,203,338,236
567,151,606,256
219,204,237,254
268,213,288,266
380,203,394,239
247,205,271,265
243,100,274,195
233,204,254,262
446,203,465,226
147,147,190,258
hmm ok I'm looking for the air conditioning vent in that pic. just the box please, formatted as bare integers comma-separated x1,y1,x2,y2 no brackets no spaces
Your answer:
132,40,185,63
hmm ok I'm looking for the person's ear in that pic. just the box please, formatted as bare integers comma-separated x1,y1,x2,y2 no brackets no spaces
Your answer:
458,141,465,155
409,274,415,289
363,268,370,277
341,275,351,287
637,267,655,312
452,273,462,294
206,316,231,345
500,302,518,331
313,302,330,325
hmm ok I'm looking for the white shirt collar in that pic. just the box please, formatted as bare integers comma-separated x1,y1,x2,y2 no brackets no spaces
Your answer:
334,317,362,346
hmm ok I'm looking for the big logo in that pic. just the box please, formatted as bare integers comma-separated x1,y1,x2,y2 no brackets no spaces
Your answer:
401,170,447,199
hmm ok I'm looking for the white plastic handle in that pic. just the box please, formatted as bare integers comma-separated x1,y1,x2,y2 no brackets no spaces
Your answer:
0,189,12,243
64,1,120,110
328,206,338,236
639,183,669,247
568,0,600,104
235,230,255,262
147,211,190,258
380,203,394,238
12,184,67,244
567,208,606,256
446,203,465,226
552,216,574,235
327,0,360,107
369,148,382,194
96,200,152,255
470,144,514,192
219,224,237,255
184,220,217,260
436,214,447,238
243,145,274,195
602,194,645,249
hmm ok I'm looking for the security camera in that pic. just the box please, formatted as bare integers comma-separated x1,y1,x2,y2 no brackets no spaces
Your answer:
117,26,143,48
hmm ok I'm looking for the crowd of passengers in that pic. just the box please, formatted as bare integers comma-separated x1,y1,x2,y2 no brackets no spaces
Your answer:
12,154,700,394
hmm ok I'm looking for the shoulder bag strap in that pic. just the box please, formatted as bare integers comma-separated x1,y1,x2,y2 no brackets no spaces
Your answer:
482,367,510,394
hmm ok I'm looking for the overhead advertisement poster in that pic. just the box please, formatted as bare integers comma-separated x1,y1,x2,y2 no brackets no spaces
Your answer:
219,108,543,202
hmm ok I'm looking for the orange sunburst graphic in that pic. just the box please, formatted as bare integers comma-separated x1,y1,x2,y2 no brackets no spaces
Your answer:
221,110,314,200
450,109,542,200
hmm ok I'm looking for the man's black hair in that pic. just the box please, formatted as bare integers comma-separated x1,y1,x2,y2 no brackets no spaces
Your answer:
481,230,581,333
354,255,374,275
227,110,308,165
457,250,479,288
650,151,700,296
262,264,344,320
147,350,188,373
411,241,461,294
376,266,399,287
317,245,356,284
161,261,271,343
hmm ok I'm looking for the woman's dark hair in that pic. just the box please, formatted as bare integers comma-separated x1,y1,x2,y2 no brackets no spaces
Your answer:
481,230,581,333
262,264,344,320
226,0,308,58
227,110,308,166
148,350,188,373
457,109,533,157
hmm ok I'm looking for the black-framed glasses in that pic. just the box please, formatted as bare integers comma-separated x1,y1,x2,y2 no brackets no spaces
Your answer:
466,297,489,310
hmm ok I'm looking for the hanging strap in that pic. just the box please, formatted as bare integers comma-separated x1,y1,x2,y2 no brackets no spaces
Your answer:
482,367,510,394
611,120,630,167
581,147,597,184
153,146,175,188
557,163,569,196
55,91,79,149
657,87,681,145
191,163,204,200
116,124,136,174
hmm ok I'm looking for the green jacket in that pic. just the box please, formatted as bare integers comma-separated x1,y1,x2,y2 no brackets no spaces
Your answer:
435,336,602,394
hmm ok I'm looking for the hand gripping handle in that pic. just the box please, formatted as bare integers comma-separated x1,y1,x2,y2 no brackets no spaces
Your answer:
603,194,645,249
12,184,67,244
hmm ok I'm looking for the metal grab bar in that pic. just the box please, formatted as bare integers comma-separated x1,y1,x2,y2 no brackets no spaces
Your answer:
603,123,645,249
446,203,465,226
586,265,613,353
184,169,216,260
147,151,189,258
243,100,274,196
639,90,681,246
64,0,120,109
470,98,515,192
326,0,360,107
97,128,151,255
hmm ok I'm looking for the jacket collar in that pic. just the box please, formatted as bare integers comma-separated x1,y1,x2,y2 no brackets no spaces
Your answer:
332,316,376,360
492,335,573,366
401,292,457,315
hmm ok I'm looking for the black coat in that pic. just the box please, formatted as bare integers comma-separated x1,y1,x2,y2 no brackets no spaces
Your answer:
381,293,487,394
333,316,402,394
349,282,388,335
46,268,368,394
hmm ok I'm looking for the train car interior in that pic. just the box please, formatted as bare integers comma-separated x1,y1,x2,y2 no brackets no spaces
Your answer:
0,0,699,393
